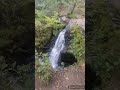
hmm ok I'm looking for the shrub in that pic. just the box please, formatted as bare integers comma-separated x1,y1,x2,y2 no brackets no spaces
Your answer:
68,26,85,65
35,53,51,84
35,23,52,49
35,11,64,49
86,0,120,88
15,63,34,90
35,9,65,85
0,56,14,90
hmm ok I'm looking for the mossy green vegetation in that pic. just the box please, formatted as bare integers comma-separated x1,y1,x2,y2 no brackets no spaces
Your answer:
35,11,64,83
0,0,35,89
35,11,64,49
35,53,51,84
68,26,85,66
86,0,120,89
0,56,14,90
35,0,85,84
35,23,52,49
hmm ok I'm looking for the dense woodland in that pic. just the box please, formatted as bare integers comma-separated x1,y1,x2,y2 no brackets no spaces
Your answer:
35,0,85,85
0,0,34,90
86,0,120,89
0,0,120,90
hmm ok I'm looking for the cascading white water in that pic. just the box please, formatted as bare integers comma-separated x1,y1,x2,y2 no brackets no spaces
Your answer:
49,29,67,69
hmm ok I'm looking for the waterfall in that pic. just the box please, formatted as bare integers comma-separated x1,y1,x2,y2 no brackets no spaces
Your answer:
49,29,67,69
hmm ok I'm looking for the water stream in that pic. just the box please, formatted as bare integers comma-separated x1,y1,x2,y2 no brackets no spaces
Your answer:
49,29,67,69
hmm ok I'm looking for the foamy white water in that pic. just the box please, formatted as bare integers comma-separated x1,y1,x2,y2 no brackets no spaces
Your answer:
49,29,67,69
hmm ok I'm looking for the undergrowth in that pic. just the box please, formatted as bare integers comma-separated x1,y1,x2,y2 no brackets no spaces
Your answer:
68,26,85,66
35,52,51,84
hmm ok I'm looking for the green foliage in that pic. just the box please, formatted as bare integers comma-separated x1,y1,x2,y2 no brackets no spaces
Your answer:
35,0,83,16
35,23,52,49
0,56,14,90
68,26,85,65
35,10,64,28
35,0,85,85
68,13,77,19
0,56,34,90
0,0,34,89
35,53,51,84
35,2,67,84
35,0,78,11
0,79,14,90
0,58,34,90
35,11,64,49
15,64,34,90
86,0,120,88
44,15,64,29
0,27,25,49
0,0,34,54
0,0,34,27
35,10,47,22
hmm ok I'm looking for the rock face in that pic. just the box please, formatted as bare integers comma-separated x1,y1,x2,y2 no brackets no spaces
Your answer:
59,16,69,24
59,15,85,30
69,18,85,30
